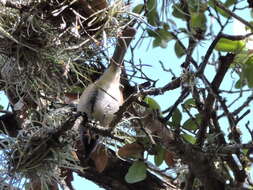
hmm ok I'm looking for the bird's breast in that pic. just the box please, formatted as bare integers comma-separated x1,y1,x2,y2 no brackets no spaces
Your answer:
92,83,123,126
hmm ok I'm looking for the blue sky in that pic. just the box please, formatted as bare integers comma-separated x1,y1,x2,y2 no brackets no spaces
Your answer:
1,1,253,189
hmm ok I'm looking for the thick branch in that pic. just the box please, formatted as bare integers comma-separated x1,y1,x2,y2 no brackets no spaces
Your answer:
167,139,226,190
77,153,177,190
196,54,235,146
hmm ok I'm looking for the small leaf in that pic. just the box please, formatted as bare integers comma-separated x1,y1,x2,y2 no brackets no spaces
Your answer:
167,121,175,128
215,38,245,52
224,0,236,7
233,51,251,65
147,9,159,26
245,21,253,32
147,0,157,11
172,3,187,20
183,98,196,109
118,143,144,158
172,108,182,125
69,86,83,93
152,34,171,48
90,145,108,173
182,133,196,144
0,105,4,110
159,39,168,48
182,114,201,130
147,29,159,38
244,62,253,87
144,97,161,111
156,28,173,41
236,56,253,88
125,161,147,183
242,149,249,155
163,23,170,30
164,151,175,166
188,0,208,12
174,41,185,58
208,0,230,18
154,145,165,166
190,12,207,31
235,78,245,89
153,37,162,48
133,4,144,14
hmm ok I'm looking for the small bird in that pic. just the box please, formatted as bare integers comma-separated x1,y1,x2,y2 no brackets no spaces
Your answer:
77,27,136,127
77,27,136,160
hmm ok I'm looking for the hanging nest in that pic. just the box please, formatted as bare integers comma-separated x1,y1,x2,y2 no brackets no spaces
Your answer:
0,0,131,108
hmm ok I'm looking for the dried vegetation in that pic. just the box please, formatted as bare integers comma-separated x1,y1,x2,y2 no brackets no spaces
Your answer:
0,0,132,188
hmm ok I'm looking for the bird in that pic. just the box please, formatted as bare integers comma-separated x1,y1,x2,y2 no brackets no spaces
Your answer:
77,27,136,126
76,27,136,159
77,61,124,127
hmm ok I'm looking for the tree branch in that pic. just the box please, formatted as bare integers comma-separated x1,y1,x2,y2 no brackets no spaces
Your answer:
196,54,235,146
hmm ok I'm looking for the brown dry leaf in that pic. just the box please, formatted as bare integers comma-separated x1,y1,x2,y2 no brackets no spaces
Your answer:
118,142,144,158
90,144,108,173
64,93,79,104
164,151,175,167
71,151,79,161
91,0,108,10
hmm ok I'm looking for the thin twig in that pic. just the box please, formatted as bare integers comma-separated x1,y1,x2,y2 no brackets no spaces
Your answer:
213,0,253,31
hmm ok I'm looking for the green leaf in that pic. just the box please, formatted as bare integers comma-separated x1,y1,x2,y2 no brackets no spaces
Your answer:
153,37,162,48
174,41,185,58
172,3,187,20
125,161,147,183
172,108,182,125
150,28,173,48
183,98,196,109
208,0,230,18
159,39,168,48
188,0,208,13
154,145,165,166
0,105,3,110
244,55,253,65
233,51,252,66
215,38,245,52
182,114,201,130
235,78,245,89
224,0,236,7
244,62,253,87
144,97,161,111
167,121,176,128
69,86,83,93
245,21,253,32
147,29,159,38
147,0,157,11
147,9,159,26
182,133,196,144
242,149,249,155
163,23,170,30
190,12,207,31
156,28,173,41
153,38,169,48
133,4,144,14
234,54,253,88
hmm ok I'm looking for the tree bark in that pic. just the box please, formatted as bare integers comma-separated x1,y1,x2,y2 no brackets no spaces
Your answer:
77,156,177,190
